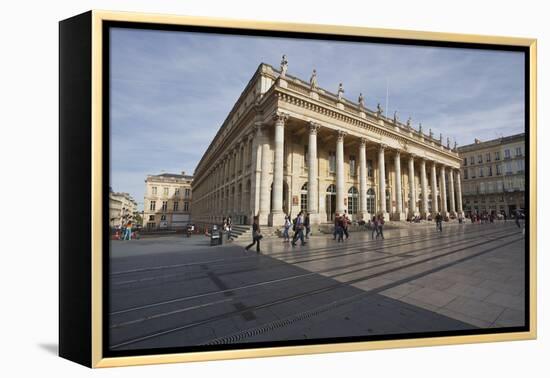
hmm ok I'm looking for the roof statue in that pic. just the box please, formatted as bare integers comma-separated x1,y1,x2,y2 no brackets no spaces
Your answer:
309,69,318,90
406,116,412,129
419,123,423,134
429,128,433,138
280,54,288,78
447,137,450,148
358,93,365,108
454,140,457,150
376,103,383,118
439,133,443,143
337,83,344,101
393,110,398,123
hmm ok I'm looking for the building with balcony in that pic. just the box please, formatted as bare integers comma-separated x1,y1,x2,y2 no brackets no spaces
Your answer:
143,172,193,229
458,133,525,216
109,189,138,228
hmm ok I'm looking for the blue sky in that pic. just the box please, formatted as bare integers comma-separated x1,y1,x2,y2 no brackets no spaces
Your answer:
110,28,525,210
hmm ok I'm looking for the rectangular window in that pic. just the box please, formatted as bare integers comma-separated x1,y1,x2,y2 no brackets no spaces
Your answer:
504,149,511,159
506,162,513,174
488,165,493,176
328,151,336,173
175,188,180,196
161,214,166,221
485,153,491,162
516,147,522,157
349,155,356,176
148,215,154,221
162,201,168,212
185,188,191,198
516,159,524,171
173,201,179,211
470,168,475,179
163,187,169,196
496,164,502,175
495,151,500,161
152,186,157,195
463,158,467,166
464,168,468,179
477,155,482,164
479,167,484,177
367,159,373,178
184,202,189,211
470,156,475,165
149,200,156,211
304,145,308,167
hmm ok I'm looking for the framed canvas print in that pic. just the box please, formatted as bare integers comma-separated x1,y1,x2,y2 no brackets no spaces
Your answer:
59,10,537,368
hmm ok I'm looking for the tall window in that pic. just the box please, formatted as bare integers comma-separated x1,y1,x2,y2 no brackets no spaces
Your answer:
504,149,511,159
175,188,180,196
488,165,493,176
366,188,375,214
349,155,356,176
506,162,513,174
464,168,468,179
328,151,336,173
495,151,501,160
148,215,154,221
152,186,157,195
303,145,308,167
347,187,358,214
185,188,191,198
300,183,308,212
478,155,482,164
163,187,169,196
486,153,491,162
367,159,373,178
162,201,168,212
496,164,502,175
160,214,166,221
184,202,190,211
463,158,468,166
479,167,484,177
149,200,156,211
470,156,475,165
516,159,524,171
515,147,522,157
173,201,179,211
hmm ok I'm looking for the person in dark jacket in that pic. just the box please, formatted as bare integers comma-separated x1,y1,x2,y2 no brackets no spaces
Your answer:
435,212,443,232
245,216,262,253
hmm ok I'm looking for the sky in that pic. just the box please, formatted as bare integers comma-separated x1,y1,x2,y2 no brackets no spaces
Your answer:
109,27,525,210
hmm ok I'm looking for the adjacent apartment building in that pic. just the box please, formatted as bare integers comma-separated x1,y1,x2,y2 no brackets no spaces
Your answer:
458,133,525,217
109,189,138,228
143,172,193,229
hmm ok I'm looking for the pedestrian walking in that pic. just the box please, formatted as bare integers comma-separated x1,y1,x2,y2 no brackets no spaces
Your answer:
435,212,443,232
335,214,345,242
333,213,339,240
282,215,291,242
515,209,521,228
377,215,385,239
245,216,262,253
292,211,307,247
227,216,233,241
371,216,378,239
304,212,311,239
124,221,132,240
342,210,350,240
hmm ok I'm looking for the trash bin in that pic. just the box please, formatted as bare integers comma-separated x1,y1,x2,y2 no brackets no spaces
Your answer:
210,225,222,246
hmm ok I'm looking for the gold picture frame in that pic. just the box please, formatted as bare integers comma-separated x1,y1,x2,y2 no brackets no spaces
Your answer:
59,9,537,368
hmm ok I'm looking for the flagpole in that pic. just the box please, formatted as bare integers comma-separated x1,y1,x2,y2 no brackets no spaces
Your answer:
385,78,389,118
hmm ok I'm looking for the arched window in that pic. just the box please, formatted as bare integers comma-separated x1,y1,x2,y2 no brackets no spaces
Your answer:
348,187,358,214
301,183,308,212
386,189,391,213
367,188,376,214
326,184,336,193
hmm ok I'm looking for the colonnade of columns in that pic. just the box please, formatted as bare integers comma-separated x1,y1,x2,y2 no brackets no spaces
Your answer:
193,113,464,225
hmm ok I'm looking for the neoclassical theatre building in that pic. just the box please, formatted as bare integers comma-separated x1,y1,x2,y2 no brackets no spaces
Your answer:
191,59,463,226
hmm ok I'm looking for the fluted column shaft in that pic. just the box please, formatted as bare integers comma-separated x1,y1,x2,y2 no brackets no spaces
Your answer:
456,170,464,214
408,156,416,214
440,166,448,214
394,151,403,214
336,131,346,214
259,126,271,218
271,114,286,215
359,139,368,217
379,145,387,214
449,169,456,214
432,164,438,213
420,159,428,216
308,123,319,214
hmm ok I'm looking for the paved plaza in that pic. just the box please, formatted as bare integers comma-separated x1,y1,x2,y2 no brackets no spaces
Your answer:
108,221,526,351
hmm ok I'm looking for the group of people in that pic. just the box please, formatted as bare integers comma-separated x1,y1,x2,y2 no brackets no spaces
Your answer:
284,211,310,247
368,215,385,239
222,216,233,241
332,212,351,242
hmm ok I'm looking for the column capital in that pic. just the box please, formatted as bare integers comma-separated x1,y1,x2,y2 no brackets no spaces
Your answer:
409,153,417,161
273,112,289,124
379,143,387,151
336,130,347,141
308,121,320,134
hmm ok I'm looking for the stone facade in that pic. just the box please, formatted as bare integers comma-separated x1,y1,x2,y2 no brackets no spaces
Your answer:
143,172,193,229
458,134,525,217
192,63,463,226
109,189,138,228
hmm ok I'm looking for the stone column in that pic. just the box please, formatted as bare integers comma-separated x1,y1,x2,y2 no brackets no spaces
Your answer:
440,165,448,216
394,150,404,220
378,144,388,219
431,163,439,214
268,113,287,226
449,168,456,215
420,159,429,217
308,122,320,223
336,130,346,214
359,138,368,219
456,170,464,216
258,123,271,225
408,155,417,216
